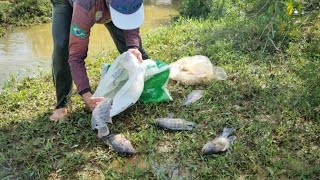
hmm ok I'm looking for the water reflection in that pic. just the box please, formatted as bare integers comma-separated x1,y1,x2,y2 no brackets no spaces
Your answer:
0,1,179,86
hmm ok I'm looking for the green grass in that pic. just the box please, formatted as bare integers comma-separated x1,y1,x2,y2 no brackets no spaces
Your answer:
1,12,320,179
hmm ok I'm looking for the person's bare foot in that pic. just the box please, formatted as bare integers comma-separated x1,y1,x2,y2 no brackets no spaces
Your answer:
49,107,68,122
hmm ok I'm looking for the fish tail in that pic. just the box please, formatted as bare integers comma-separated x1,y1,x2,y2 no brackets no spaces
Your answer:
227,135,236,143
167,112,175,118
186,123,197,130
221,127,234,137
106,117,113,124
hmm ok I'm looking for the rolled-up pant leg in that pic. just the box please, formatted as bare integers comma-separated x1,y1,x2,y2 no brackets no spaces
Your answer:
104,21,149,60
51,0,73,109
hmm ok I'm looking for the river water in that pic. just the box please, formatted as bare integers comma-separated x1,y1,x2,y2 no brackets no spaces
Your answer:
0,0,179,88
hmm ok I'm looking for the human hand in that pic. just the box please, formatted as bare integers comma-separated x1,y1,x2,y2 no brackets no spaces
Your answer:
128,48,143,63
82,92,104,110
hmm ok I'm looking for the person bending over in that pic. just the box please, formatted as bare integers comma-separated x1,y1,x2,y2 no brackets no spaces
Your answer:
49,0,148,121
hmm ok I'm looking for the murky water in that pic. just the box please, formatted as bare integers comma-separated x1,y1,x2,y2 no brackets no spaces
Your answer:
0,0,179,87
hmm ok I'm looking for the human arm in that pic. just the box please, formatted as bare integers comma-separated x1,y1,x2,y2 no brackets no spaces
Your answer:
68,2,103,108
124,29,143,62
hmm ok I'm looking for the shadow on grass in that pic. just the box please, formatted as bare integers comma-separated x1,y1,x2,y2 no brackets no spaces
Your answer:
0,95,183,179
0,108,102,179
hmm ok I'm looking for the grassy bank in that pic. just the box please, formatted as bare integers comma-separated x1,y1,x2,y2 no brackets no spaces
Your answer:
0,0,51,36
1,4,320,180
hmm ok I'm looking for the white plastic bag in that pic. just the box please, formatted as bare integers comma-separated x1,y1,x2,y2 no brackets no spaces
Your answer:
169,55,227,85
93,52,144,117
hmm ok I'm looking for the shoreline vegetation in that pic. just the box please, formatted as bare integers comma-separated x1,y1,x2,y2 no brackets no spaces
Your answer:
0,0,51,37
1,0,320,179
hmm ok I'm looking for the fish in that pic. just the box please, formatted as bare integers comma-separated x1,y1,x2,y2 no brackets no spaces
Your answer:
182,90,204,106
156,118,197,130
107,134,135,155
202,127,236,155
91,98,113,139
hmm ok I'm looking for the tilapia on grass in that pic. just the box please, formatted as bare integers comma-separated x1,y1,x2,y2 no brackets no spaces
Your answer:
202,127,236,155
91,98,113,138
107,134,135,155
182,90,204,106
156,118,197,131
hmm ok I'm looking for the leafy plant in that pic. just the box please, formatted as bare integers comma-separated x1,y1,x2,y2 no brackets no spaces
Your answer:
179,0,212,18
0,0,51,36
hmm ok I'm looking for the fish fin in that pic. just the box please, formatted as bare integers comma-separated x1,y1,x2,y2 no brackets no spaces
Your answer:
106,117,113,124
108,99,113,109
98,126,110,139
91,116,98,129
167,112,175,118
182,100,189,106
186,125,194,130
186,122,197,130
221,127,234,137
227,136,236,143
106,134,116,141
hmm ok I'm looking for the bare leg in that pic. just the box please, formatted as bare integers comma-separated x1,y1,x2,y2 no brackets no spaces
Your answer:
50,0,73,121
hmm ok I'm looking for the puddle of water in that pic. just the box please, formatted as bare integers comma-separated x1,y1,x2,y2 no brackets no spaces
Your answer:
0,0,180,88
